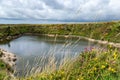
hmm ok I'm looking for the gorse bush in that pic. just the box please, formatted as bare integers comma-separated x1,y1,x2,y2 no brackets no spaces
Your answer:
73,47,120,80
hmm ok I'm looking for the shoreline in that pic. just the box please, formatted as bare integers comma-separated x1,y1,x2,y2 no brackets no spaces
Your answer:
1,33,119,48
24,33,120,48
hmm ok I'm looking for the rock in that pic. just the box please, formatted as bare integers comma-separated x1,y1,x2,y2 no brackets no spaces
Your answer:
0,48,17,77
6,36,12,40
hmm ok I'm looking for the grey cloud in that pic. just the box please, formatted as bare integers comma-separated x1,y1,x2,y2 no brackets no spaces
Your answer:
42,0,64,9
0,0,120,23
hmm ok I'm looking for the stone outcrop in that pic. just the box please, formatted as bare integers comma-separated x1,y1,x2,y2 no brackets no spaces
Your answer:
0,48,17,76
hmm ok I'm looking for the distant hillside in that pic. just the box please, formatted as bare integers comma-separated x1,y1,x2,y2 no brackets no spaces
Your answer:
0,21,120,43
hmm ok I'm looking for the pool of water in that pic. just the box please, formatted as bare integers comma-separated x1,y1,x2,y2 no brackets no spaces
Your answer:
0,35,98,76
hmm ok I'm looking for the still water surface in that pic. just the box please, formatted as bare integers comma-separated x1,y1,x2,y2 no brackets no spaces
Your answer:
0,35,98,76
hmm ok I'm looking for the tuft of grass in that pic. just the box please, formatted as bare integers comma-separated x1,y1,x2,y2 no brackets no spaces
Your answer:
0,60,7,80
21,46,120,80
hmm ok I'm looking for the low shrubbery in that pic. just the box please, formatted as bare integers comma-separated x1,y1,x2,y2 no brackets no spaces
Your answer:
0,21,120,43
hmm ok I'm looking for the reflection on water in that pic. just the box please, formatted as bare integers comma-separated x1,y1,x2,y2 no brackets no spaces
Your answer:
0,35,97,76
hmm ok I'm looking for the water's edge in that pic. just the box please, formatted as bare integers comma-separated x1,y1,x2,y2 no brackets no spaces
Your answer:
1,33,120,48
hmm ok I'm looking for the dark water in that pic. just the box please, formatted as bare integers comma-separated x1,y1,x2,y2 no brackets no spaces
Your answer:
0,35,98,76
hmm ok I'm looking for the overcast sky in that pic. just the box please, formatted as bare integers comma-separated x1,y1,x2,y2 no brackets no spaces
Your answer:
0,0,120,24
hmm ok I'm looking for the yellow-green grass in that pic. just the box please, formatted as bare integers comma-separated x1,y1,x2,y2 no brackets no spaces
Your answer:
0,60,8,80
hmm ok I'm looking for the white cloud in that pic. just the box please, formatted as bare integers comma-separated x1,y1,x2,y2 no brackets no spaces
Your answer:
0,0,120,23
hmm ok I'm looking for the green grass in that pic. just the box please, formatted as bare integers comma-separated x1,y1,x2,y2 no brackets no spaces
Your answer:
0,60,7,80
0,21,120,43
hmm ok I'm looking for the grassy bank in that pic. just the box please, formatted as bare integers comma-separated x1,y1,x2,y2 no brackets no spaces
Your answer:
19,46,120,80
0,21,120,43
